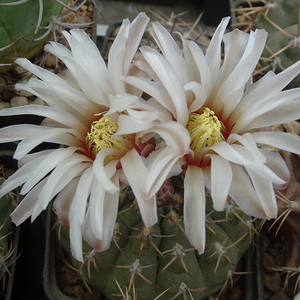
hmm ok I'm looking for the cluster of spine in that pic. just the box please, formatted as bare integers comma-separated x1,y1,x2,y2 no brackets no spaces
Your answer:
57,183,252,300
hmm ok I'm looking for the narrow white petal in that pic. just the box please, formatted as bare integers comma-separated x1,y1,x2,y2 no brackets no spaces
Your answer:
233,89,300,133
120,149,158,227
252,131,300,155
205,17,230,91
0,105,88,132
140,46,189,125
151,22,189,84
209,154,232,211
139,121,190,156
247,169,277,218
10,178,47,225
38,155,90,210
184,81,206,113
89,178,105,241
229,164,270,218
243,96,300,131
259,149,290,189
0,153,51,198
21,147,78,194
0,124,45,143
108,13,150,94
232,60,300,122
211,141,285,185
184,165,206,254
93,149,120,193
14,127,85,160
53,177,80,227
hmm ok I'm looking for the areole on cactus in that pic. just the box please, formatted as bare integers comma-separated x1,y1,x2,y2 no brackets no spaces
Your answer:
0,10,299,300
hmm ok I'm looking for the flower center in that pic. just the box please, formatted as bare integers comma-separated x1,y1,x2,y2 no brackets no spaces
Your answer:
85,114,131,163
186,107,225,157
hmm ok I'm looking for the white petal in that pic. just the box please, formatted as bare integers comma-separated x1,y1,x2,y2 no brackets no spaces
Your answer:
93,149,120,193
184,81,206,113
53,177,80,227
20,147,78,194
108,13,149,94
210,141,286,185
259,149,290,189
140,46,189,125
229,164,270,218
209,154,232,211
14,127,85,160
120,149,158,227
138,121,190,156
252,131,300,155
69,167,94,260
0,105,88,132
205,17,230,91
151,21,189,84
247,169,277,218
233,88,300,133
61,29,112,106
0,153,52,198
0,124,45,143
10,178,47,225
231,60,300,124
243,96,300,131
37,155,90,210
184,165,206,254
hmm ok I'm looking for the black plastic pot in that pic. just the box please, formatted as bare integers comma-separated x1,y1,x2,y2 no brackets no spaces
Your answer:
203,0,231,27
43,206,77,300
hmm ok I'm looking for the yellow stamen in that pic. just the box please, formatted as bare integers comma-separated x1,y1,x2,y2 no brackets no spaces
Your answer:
187,107,225,157
85,114,131,163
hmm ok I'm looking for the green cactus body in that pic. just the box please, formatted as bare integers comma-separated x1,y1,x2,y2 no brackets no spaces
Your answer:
255,0,300,88
58,191,251,300
0,178,16,283
0,0,68,72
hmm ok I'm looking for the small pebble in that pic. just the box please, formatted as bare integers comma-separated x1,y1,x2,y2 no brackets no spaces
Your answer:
0,77,6,85
264,272,281,292
31,97,45,106
15,87,32,97
263,253,276,270
13,65,31,78
10,96,28,107
229,286,242,300
0,102,11,109
270,287,290,300
45,53,57,67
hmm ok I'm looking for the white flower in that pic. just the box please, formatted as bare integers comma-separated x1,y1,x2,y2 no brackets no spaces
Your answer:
0,13,165,262
120,17,300,254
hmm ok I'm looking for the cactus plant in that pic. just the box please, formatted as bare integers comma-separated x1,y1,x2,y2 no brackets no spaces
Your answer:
233,0,300,88
57,189,251,300
0,175,16,292
0,0,70,73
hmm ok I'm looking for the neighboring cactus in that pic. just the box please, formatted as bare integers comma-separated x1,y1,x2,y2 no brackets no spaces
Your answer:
58,187,251,300
254,0,300,88
0,176,16,291
0,0,69,72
